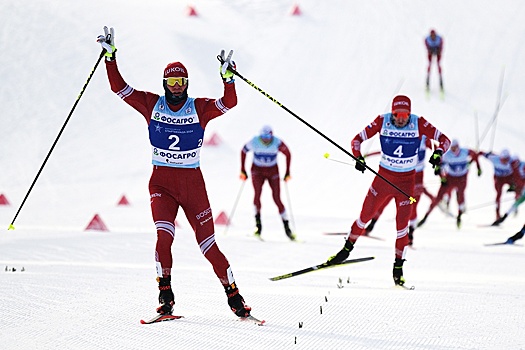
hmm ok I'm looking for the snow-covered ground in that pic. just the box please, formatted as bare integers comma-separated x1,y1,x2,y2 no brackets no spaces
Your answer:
1,1,524,349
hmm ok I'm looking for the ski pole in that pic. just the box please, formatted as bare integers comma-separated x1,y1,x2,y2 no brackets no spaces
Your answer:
8,49,106,230
223,180,246,235
479,67,506,149
217,55,416,203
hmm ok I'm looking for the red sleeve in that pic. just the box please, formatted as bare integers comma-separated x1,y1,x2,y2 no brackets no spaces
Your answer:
105,60,159,123
468,149,481,169
417,116,450,153
240,148,247,172
278,141,291,174
194,82,238,129
351,115,383,157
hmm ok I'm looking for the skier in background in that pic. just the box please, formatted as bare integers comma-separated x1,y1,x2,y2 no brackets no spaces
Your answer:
417,139,481,229
364,135,436,246
97,27,252,319
478,149,519,221
491,156,524,226
240,125,295,240
425,29,444,91
326,95,450,287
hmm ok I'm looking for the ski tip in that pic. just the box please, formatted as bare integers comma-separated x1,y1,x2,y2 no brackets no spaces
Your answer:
140,314,183,324
242,315,266,326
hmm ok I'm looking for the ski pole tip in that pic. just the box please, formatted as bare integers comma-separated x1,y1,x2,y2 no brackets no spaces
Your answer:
8,224,15,230
323,153,330,159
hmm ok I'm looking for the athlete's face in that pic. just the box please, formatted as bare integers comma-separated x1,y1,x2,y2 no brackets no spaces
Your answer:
391,112,410,128
261,136,273,144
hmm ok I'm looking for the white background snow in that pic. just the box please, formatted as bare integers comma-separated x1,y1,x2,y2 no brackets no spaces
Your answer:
1,0,524,349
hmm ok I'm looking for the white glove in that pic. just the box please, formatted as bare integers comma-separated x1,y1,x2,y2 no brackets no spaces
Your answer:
96,26,116,61
219,49,235,82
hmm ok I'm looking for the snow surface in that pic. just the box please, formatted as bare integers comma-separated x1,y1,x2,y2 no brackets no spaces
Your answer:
1,0,524,349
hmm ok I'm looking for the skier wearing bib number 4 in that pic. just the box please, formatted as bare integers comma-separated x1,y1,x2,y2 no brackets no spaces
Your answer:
97,26,252,320
326,95,450,287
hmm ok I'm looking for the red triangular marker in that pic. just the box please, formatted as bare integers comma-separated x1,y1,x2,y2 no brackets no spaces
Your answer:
204,132,222,146
214,211,229,225
117,195,130,206
85,214,109,231
290,4,302,16
187,6,198,17
0,194,10,205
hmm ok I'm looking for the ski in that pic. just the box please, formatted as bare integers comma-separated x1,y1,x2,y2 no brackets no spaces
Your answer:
484,242,510,246
323,232,385,241
396,284,415,290
477,224,503,228
140,314,184,324
240,315,266,326
269,256,375,281
484,241,521,247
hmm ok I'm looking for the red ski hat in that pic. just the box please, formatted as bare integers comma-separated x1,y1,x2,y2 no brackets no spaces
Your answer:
164,62,188,78
392,95,411,113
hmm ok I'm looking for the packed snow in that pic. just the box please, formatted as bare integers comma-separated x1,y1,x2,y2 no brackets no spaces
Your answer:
1,1,524,349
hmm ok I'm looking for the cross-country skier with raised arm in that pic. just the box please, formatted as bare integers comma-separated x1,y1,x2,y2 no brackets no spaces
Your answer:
97,27,252,321
326,95,450,287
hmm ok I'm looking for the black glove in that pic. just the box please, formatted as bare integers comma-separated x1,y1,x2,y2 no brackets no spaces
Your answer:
355,156,366,173
429,150,443,168
440,177,448,186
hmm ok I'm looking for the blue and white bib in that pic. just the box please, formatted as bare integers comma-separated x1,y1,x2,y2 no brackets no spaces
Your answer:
244,136,282,167
148,97,204,168
379,114,420,173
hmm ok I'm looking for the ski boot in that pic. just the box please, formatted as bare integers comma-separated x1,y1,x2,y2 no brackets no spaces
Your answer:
225,282,251,317
393,258,406,286
492,213,507,227
506,226,525,244
283,219,296,241
254,213,262,237
326,240,354,265
417,214,429,228
364,218,378,234
456,210,463,229
157,276,174,315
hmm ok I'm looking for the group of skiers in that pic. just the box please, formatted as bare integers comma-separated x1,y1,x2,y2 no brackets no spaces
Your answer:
96,26,523,321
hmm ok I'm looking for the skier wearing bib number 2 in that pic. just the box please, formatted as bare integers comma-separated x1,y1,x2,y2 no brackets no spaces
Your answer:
326,95,450,286
97,27,252,319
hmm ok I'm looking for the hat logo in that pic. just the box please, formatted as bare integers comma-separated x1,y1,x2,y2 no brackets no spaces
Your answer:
165,67,186,75
393,101,409,107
